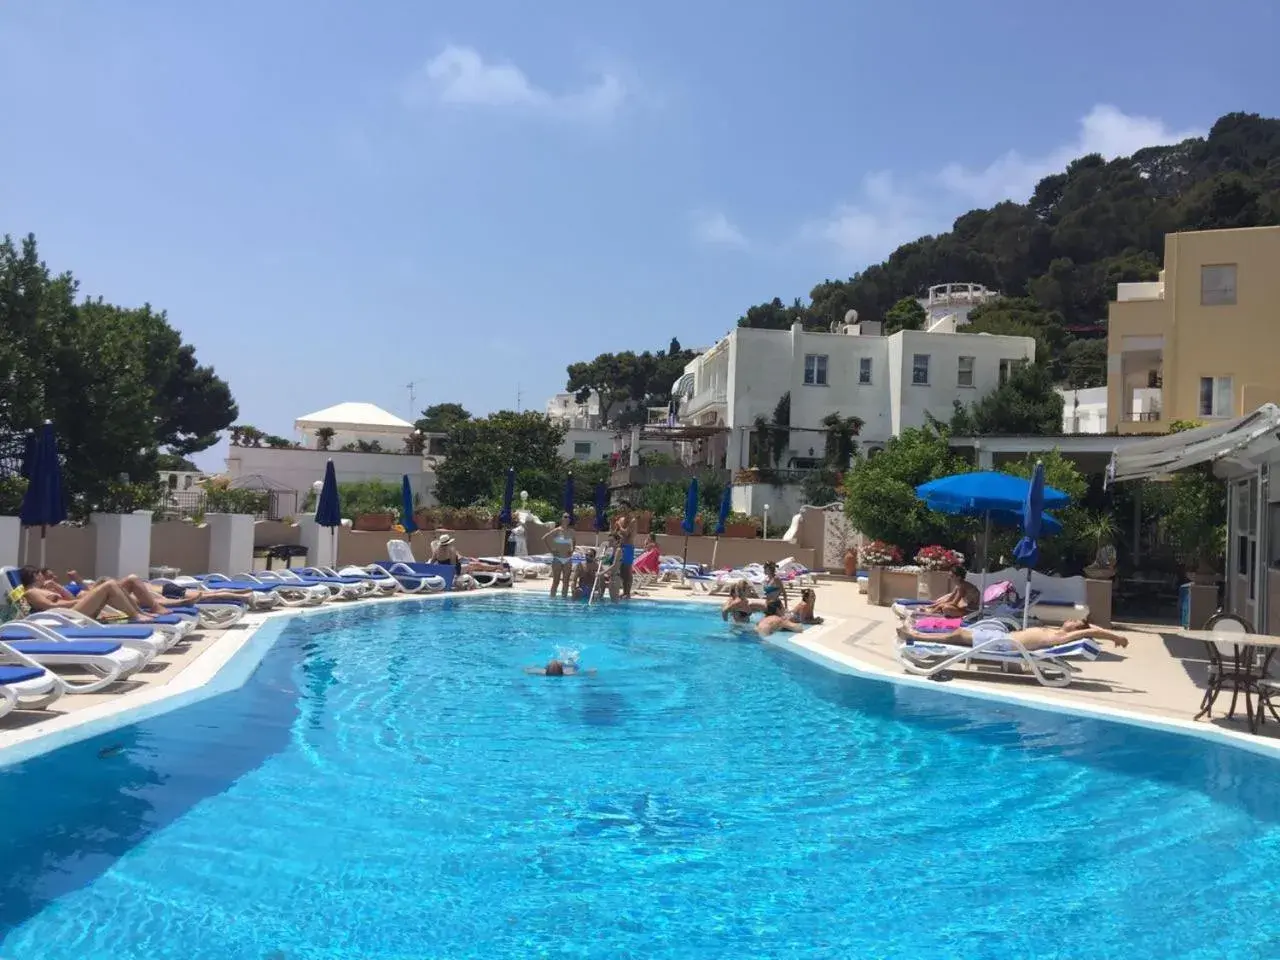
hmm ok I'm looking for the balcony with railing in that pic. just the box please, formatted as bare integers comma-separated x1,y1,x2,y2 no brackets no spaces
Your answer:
682,385,728,418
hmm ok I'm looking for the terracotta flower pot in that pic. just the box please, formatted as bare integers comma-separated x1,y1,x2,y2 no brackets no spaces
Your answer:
724,522,757,539
353,513,394,532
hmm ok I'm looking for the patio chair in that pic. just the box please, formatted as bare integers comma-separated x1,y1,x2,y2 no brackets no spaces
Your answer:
1195,612,1258,723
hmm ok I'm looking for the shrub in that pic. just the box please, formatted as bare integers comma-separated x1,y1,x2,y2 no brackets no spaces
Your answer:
860,541,902,566
914,545,965,571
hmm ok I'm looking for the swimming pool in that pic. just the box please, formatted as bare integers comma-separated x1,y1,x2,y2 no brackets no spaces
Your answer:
2,595,1280,958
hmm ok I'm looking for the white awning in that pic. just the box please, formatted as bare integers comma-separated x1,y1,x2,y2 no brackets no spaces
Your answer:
1106,404,1280,485
671,372,695,399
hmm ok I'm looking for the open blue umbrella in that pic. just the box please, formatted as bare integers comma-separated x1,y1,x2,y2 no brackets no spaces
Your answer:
400,475,418,537
563,473,575,521
498,467,515,527
1014,462,1046,627
315,460,342,567
593,482,608,532
20,422,66,568
915,468,1069,612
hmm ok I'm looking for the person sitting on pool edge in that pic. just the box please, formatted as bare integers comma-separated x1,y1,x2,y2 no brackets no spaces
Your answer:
918,566,980,618
789,588,822,624
756,599,806,638
896,618,1130,650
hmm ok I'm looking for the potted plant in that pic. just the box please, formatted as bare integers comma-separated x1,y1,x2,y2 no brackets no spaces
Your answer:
1079,512,1120,580
353,512,395,532
861,540,904,606
664,515,702,536
914,545,965,600
575,509,596,533
414,507,440,530
723,512,758,539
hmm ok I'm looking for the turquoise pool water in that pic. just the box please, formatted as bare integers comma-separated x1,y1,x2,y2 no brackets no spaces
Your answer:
2,595,1280,959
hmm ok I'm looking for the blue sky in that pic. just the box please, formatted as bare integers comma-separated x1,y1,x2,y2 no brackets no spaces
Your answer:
1,0,1277,469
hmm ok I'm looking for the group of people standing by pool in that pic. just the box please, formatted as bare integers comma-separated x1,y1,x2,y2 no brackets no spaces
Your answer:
541,502,647,603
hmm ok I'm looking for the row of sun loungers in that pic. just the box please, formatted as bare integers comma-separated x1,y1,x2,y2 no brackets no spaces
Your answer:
0,552,523,723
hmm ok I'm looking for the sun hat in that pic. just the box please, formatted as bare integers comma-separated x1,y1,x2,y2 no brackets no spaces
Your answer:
437,533,456,546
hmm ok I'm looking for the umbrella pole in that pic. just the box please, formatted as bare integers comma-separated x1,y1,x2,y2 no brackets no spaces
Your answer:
39,526,47,570
711,536,720,572
330,527,337,570
1023,566,1032,630
979,513,991,614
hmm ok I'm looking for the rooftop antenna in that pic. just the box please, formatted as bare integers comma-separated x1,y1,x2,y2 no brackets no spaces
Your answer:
406,380,419,417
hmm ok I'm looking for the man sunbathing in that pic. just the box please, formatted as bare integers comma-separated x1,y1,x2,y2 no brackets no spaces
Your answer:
18,566,161,622
897,618,1129,650
919,567,981,618
59,570,250,607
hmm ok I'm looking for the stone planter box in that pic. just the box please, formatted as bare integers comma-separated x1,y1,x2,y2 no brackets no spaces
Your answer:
664,517,703,536
868,567,918,606
917,569,953,601
353,513,394,532
723,522,758,539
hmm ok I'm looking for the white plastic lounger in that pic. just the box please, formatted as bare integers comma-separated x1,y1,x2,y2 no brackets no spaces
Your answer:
320,566,398,595
0,664,61,719
896,629,1101,688
365,562,446,594
181,575,283,610
0,630,145,693
232,572,328,606
25,609,189,652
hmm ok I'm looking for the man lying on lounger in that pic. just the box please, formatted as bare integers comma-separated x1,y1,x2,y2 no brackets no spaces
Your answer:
55,569,251,606
18,566,162,622
897,618,1129,650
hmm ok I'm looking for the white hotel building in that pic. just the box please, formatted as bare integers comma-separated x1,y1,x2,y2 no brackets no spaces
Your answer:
674,315,1037,477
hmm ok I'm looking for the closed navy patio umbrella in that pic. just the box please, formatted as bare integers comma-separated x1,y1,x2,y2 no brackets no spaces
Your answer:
679,477,700,581
593,483,609,533
20,422,66,569
710,484,732,570
315,460,342,568
400,475,418,538
1014,462,1047,628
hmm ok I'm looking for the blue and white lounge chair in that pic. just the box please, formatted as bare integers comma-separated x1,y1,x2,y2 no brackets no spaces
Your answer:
365,562,446,593
233,571,330,605
0,632,145,693
896,619,1101,688
173,575,282,610
0,664,61,719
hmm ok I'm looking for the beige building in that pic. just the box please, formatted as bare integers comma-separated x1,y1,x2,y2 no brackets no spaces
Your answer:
1108,225,1280,434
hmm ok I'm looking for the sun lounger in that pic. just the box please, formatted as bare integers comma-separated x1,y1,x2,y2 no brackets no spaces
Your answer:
0,632,144,693
316,566,399,595
0,664,61,719
896,623,1101,688
365,562,446,593
218,572,327,606
1,618,163,664
273,568,369,601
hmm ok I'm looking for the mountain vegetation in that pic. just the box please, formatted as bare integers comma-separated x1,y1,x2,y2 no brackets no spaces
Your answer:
739,112,1280,395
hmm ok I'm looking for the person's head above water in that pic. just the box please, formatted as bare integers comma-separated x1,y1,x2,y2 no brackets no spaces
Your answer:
545,659,566,676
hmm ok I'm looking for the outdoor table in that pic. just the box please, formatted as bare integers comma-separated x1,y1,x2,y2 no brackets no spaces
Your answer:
1180,630,1280,732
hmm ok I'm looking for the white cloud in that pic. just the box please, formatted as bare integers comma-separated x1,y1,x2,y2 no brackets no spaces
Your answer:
800,172,941,263
804,104,1204,263
403,45,625,121
692,210,748,248
939,104,1204,206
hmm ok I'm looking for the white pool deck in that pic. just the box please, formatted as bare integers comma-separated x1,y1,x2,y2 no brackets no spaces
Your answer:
1,575,1277,766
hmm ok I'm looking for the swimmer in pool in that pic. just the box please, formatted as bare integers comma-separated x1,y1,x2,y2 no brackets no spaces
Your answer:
721,580,763,622
756,599,806,638
524,658,597,676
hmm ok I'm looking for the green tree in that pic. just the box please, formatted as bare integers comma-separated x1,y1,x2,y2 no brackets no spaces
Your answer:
565,339,697,426
314,426,335,450
1062,339,1107,389
950,363,1063,436
156,452,199,472
434,411,568,507
0,233,237,512
414,402,471,434
843,426,973,554
883,296,926,334
736,297,814,330
962,297,1067,373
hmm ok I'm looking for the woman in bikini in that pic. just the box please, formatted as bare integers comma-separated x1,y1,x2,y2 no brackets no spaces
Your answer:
721,580,762,622
761,561,788,608
789,588,822,624
542,512,576,599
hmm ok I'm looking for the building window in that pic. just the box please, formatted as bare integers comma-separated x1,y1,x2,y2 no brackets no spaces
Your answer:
911,353,930,385
1201,264,1237,306
573,441,593,460
1199,376,1234,418
957,356,975,388
858,357,872,384
803,354,829,386
998,358,1026,386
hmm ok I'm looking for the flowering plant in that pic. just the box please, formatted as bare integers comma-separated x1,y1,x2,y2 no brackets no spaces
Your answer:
860,540,902,566
914,545,965,571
